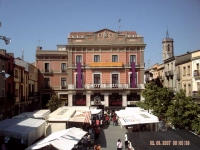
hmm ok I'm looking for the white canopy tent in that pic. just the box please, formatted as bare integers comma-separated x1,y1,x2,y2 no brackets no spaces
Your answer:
12,110,50,120
116,107,159,127
25,127,87,150
90,109,102,115
0,118,46,146
69,110,91,124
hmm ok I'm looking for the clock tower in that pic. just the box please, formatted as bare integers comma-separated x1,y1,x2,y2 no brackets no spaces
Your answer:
162,30,174,62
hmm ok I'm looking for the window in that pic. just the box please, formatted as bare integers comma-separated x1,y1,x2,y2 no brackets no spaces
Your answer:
2,88,5,97
198,83,200,90
15,70,18,78
44,63,49,72
61,77,66,87
94,55,100,62
188,84,191,95
44,78,50,87
15,89,18,97
94,74,100,84
130,55,136,63
197,63,199,70
183,67,186,76
112,74,118,84
187,66,190,76
76,74,83,88
61,63,66,71
130,73,137,87
112,55,118,62
76,55,82,63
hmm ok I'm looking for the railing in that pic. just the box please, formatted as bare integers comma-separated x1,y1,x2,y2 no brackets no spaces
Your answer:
61,69,67,73
71,62,141,68
192,91,200,98
88,84,141,89
165,71,169,76
41,69,53,74
168,70,174,76
61,86,67,89
193,70,200,77
177,74,181,80
29,92,40,97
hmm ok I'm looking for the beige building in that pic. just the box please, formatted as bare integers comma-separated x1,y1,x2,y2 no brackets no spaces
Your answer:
175,52,192,96
14,64,28,115
28,63,40,111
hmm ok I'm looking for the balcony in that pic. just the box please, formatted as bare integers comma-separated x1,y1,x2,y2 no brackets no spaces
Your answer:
41,69,53,74
124,62,140,68
177,74,181,80
29,92,40,98
165,71,169,76
89,62,123,67
192,91,200,98
88,84,141,89
168,70,174,76
193,70,200,79
61,69,67,73
61,86,67,89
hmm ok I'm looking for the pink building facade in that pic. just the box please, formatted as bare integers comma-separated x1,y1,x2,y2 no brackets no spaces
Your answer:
36,29,146,109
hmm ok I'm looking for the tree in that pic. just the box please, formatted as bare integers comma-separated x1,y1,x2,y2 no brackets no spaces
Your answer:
165,89,200,129
46,94,66,112
136,82,173,120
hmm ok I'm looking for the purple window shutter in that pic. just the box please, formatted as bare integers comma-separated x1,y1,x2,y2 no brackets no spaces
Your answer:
131,62,136,88
77,62,82,88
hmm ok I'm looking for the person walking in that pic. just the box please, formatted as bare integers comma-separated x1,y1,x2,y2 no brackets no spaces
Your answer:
124,133,128,149
117,139,123,150
112,116,116,126
94,143,101,150
106,115,110,125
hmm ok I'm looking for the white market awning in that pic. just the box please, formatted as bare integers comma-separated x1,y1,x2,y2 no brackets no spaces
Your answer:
25,127,87,150
69,110,91,124
0,118,45,146
12,110,50,120
90,109,102,115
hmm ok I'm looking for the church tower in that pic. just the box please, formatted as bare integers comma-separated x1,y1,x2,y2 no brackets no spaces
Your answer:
162,30,174,61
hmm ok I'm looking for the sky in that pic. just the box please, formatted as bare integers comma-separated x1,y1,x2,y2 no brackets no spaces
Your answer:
0,0,200,68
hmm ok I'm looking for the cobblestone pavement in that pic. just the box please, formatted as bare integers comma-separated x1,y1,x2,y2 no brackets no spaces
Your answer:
95,122,127,150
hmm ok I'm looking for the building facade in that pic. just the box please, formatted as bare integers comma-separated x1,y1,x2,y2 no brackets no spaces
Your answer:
36,28,146,109
175,52,192,96
192,50,200,103
0,49,15,120
28,63,40,111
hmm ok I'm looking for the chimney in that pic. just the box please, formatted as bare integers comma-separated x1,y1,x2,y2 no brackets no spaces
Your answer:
37,46,42,51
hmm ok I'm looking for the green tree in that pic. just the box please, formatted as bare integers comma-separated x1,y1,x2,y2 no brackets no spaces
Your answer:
136,82,173,120
46,94,66,112
165,89,200,129
191,117,200,135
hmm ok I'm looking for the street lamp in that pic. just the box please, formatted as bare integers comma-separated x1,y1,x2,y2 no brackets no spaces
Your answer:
0,22,11,45
0,70,10,79
0,36,11,45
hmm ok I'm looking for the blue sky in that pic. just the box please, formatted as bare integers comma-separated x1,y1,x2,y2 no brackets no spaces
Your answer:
0,0,200,68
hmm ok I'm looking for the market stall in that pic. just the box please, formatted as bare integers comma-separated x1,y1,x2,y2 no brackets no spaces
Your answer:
116,107,159,131
0,118,46,146
12,109,50,120
25,127,87,150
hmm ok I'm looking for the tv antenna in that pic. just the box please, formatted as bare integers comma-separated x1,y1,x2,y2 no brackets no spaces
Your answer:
118,19,121,32
38,39,42,46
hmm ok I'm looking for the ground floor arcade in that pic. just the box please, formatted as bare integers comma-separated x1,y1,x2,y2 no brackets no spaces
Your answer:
41,90,144,108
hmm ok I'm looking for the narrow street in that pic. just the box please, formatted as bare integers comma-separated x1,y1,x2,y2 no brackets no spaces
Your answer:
95,122,127,150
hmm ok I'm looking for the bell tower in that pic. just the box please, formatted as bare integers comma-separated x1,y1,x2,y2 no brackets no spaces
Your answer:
162,29,174,61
